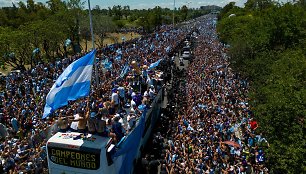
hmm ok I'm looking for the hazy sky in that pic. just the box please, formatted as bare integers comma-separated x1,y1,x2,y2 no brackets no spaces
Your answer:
0,0,291,9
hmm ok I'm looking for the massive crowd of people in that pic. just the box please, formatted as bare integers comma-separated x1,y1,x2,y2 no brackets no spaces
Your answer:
0,14,270,174
141,15,269,174
0,21,190,173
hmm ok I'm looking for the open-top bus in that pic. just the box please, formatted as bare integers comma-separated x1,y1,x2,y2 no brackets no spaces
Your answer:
46,90,163,174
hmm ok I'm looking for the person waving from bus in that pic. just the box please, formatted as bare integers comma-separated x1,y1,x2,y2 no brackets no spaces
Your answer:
78,109,90,133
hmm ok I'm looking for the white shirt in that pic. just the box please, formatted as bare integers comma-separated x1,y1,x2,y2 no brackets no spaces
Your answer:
127,115,136,130
131,91,136,98
149,88,155,99
144,90,149,97
130,100,136,113
70,114,79,130
111,92,119,105
118,86,125,98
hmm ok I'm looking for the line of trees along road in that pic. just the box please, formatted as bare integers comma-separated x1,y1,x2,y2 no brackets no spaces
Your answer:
0,0,212,71
217,0,305,173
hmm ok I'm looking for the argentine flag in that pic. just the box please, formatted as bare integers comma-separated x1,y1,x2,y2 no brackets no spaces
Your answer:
43,50,96,118
148,59,162,70
119,64,130,79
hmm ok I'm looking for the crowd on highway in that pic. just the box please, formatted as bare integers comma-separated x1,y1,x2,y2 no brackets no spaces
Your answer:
142,15,270,174
0,21,190,173
0,14,270,174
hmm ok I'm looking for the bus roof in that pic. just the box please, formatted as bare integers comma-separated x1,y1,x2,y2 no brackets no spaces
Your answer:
47,132,111,151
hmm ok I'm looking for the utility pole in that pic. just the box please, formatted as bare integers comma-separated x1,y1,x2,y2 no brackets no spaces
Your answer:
173,0,175,29
88,0,99,87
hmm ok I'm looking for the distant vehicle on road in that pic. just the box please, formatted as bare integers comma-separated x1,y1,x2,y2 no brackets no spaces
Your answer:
182,51,192,60
183,46,190,52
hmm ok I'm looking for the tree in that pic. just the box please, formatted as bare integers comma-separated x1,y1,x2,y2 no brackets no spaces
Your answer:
180,5,188,21
0,28,32,70
67,0,85,53
79,14,91,51
148,6,162,30
122,5,130,20
112,5,122,20
26,0,36,13
245,0,274,10
0,10,8,26
80,13,117,49
47,0,66,14
218,2,236,19
254,50,306,173
217,1,306,173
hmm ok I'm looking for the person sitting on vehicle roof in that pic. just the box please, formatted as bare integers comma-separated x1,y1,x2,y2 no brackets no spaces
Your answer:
57,116,70,133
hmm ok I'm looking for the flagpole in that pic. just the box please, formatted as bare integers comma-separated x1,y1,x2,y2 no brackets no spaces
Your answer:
88,0,99,87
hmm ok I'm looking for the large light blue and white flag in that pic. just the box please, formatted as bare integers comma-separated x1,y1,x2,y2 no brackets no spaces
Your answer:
43,50,96,118
148,59,162,70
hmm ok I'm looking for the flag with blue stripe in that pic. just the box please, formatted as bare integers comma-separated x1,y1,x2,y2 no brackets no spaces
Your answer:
42,50,96,118
104,61,113,69
115,54,122,61
148,59,162,70
150,44,155,51
102,58,113,70
165,45,171,53
119,64,130,79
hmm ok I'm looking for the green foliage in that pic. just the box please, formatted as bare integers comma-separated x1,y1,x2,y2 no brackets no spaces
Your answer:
218,1,306,173
0,1,213,68
180,5,188,20
114,20,125,28
0,28,32,70
255,50,306,173
111,5,123,20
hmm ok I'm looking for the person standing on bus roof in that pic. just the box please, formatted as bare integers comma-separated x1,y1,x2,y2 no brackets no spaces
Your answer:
111,88,119,110
57,116,70,133
70,111,80,132
87,112,97,135
70,110,89,133
111,116,124,143
95,111,108,137
77,110,90,133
